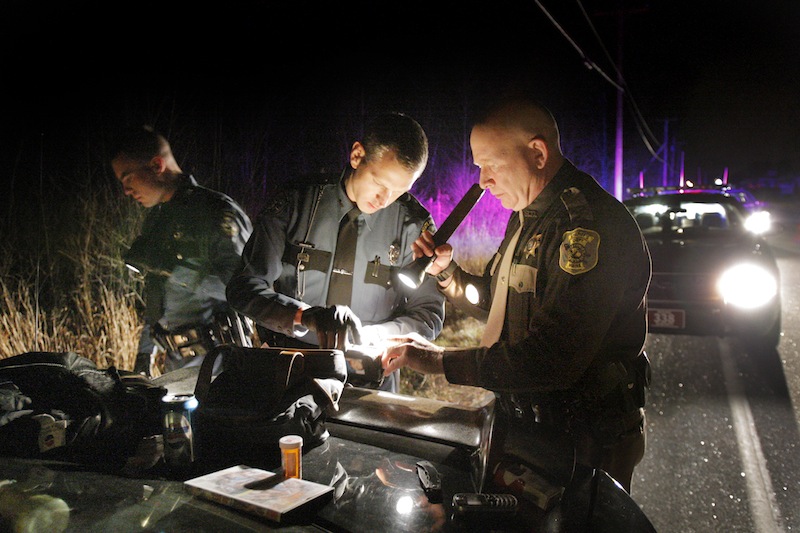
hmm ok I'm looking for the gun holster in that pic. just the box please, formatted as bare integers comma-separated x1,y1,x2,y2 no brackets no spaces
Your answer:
153,322,215,359
211,311,255,348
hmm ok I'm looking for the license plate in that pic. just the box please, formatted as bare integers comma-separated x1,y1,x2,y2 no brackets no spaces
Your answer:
648,308,685,329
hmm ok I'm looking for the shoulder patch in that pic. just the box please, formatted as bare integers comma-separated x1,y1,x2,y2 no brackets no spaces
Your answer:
220,213,239,237
559,227,600,275
398,192,433,224
261,187,295,216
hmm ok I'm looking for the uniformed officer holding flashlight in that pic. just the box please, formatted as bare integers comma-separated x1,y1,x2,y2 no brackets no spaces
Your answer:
382,95,652,494
227,112,445,392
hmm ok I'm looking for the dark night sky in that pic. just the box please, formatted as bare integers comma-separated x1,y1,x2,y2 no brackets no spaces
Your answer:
2,0,799,198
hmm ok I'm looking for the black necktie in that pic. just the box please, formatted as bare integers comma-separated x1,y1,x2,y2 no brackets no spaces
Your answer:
327,207,360,306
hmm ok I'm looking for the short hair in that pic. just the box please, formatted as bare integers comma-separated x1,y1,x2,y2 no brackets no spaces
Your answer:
361,112,429,175
109,124,171,163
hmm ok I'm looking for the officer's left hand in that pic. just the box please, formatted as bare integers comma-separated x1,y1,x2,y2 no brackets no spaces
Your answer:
301,305,364,351
411,230,436,259
382,333,445,376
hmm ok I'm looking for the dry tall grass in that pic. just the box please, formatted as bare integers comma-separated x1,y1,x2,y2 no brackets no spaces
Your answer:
0,186,144,369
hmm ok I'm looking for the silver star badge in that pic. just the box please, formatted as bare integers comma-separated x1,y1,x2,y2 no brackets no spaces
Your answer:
388,243,400,265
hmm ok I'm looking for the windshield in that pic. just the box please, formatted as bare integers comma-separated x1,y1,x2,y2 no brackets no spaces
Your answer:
628,199,746,235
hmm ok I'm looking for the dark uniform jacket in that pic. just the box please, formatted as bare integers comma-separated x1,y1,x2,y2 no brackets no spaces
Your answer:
226,170,445,348
440,161,651,424
124,175,253,368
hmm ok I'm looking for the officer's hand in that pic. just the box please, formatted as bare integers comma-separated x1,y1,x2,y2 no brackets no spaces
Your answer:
410,232,454,278
301,305,363,351
382,333,445,375
411,230,436,260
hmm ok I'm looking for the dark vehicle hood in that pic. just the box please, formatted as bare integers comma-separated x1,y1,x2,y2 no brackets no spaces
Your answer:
644,231,776,275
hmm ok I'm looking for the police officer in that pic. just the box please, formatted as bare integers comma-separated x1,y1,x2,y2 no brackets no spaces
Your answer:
111,125,253,377
382,96,652,494
226,112,445,393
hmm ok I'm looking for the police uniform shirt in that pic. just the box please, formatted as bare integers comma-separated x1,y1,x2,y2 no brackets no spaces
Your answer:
127,175,253,355
226,170,446,346
440,160,651,394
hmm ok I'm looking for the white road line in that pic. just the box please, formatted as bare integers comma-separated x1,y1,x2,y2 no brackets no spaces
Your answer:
719,340,785,533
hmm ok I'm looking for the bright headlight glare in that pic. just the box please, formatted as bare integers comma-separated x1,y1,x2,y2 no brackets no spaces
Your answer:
465,283,480,305
744,211,771,234
717,263,777,309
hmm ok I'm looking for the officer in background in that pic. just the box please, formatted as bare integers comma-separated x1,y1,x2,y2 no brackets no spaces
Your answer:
382,95,652,494
226,112,445,393
110,125,253,377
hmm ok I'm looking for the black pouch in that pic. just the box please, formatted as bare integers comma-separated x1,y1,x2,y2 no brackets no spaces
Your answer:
192,345,347,471
632,351,652,408
0,351,166,472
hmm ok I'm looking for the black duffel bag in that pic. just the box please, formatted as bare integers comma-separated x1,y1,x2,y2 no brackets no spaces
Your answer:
0,351,166,474
192,345,347,471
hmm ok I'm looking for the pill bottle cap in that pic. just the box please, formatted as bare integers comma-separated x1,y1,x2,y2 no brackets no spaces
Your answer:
279,435,303,450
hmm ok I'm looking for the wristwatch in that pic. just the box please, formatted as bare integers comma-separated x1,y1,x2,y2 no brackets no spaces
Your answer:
434,261,458,282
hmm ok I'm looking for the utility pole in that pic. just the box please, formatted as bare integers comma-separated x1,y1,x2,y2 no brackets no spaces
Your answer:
614,7,624,200
595,2,649,199
662,119,669,187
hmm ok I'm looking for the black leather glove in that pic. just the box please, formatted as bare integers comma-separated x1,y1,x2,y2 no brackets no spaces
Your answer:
300,305,363,350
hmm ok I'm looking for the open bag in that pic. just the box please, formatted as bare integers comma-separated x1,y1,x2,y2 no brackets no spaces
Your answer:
193,345,347,471
0,351,166,473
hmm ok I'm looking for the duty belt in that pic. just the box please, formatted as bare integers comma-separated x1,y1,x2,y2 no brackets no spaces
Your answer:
153,323,217,359
500,394,644,444
153,312,254,358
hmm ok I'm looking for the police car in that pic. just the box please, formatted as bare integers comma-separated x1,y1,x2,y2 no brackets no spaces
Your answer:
624,186,782,349
726,187,766,213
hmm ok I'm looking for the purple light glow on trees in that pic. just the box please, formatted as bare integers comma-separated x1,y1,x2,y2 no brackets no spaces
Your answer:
412,167,508,262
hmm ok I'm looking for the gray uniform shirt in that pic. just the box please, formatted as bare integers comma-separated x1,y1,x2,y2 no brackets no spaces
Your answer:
227,172,445,346
126,175,253,360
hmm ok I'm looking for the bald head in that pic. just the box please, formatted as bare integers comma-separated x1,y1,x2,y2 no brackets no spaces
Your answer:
470,97,566,210
475,97,563,160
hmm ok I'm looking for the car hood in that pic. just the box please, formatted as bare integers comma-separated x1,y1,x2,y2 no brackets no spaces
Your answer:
644,232,776,275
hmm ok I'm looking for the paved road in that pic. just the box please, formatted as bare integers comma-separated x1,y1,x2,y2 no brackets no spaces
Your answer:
631,200,800,532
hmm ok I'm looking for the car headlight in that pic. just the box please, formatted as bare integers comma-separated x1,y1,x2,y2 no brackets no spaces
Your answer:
744,211,771,234
717,263,778,309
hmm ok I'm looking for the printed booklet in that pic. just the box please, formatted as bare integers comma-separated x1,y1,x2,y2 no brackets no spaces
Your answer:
184,464,334,523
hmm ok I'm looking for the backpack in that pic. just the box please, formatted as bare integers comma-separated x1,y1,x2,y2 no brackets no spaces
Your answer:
192,345,347,472
0,351,167,473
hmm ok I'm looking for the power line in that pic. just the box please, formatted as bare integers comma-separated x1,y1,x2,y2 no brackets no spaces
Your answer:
533,0,664,161
533,0,624,92
576,0,662,151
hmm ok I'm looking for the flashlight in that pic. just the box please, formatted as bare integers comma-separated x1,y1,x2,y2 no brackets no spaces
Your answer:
395,183,485,289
